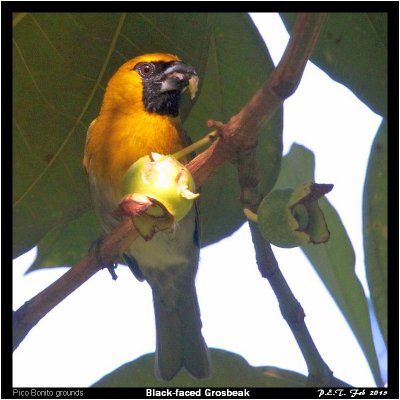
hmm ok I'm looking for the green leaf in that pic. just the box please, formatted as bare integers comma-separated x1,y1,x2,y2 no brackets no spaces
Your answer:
28,211,101,271
363,120,387,346
12,12,211,260
280,13,387,117
185,13,283,246
13,12,282,263
274,143,382,386
92,349,308,387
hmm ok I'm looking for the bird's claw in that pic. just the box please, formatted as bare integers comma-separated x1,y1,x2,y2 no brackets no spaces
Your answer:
106,264,118,280
88,236,119,280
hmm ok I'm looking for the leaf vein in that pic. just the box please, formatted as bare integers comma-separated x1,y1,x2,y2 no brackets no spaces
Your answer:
13,13,128,208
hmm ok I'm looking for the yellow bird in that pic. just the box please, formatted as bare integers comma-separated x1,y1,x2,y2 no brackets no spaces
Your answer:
83,53,210,380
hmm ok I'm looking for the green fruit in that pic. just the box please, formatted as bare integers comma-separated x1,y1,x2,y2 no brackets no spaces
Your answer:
122,153,199,225
257,183,332,248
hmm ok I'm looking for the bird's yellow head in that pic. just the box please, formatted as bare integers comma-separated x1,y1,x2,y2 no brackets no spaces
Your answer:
100,53,198,117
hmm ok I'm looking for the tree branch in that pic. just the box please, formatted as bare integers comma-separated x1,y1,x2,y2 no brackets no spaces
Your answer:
230,12,350,386
14,15,341,388
187,13,327,187
13,219,138,351
247,222,350,387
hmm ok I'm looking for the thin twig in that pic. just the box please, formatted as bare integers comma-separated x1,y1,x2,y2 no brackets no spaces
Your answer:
236,155,349,386
248,222,350,387
236,144,348,386
232,12,351,386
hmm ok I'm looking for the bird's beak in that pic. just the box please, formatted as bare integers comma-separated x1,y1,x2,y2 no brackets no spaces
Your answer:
160,62,199,99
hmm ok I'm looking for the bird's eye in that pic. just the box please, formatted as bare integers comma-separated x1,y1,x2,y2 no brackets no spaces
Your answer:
136,63,155,78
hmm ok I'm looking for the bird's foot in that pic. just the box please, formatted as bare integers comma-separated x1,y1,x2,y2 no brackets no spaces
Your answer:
88,237,119,280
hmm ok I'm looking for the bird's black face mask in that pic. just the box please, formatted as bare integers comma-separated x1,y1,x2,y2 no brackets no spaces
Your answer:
134,61,198,117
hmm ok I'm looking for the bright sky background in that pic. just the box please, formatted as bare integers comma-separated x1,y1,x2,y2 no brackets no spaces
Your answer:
12,13,385,388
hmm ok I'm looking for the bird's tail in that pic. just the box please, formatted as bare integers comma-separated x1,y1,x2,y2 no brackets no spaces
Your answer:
152,286,211,381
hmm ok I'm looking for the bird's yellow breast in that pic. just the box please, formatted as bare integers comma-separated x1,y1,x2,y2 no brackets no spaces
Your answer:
84,110,184,187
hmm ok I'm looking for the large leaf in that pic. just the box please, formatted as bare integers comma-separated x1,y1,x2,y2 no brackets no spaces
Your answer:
362,120,387,346
29,211,101,270
13,12,282,265
12,12,211,259
280,13,387,117
273,143,382,386
185,13,282,246
93,349,307,387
